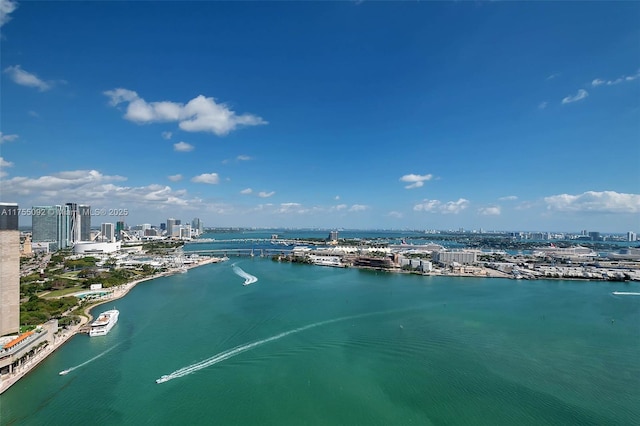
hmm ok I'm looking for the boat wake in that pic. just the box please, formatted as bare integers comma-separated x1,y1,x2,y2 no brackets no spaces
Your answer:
59,343,121,376
155,310,401,384
232,264,258,286
612,291,640,296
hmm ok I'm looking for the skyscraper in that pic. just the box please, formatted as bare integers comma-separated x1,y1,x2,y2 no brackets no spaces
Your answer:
32,205,71,251
79,204,91,241
191,218,203,236
101,223,115,242
166,218,176,237
0,202,20,336
66,202,80,244
32,205,59,244
116,220,126,241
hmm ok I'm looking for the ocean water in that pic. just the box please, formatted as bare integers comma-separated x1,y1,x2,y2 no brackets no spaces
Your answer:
2,258,639,425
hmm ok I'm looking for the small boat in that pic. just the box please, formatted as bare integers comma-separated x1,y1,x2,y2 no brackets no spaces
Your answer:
612,291,640,296
156,375,170,384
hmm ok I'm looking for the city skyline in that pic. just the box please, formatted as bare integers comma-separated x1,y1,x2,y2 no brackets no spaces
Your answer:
1,1,639,232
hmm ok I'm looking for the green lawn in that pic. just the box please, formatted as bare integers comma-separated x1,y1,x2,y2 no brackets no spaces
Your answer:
40,286,84,298
59,271,81,280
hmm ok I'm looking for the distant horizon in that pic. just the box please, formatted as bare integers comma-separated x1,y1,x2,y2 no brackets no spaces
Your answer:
14,223,638,237
1,1,638,232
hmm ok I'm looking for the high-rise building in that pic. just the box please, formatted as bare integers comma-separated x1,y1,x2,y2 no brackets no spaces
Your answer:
66,203,80,243
79,204,91,241
629,231,637,242
116,220,126,241
101,223,115,242
191,218,203,236
32,205,59,243
31,205,71,251
0,202,20,336
166,218,176,237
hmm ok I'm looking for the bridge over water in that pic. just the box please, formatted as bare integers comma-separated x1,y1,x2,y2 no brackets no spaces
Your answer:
184,248,294,257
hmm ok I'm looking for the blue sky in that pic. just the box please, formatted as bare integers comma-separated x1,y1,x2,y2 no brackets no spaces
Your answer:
0,1,638,232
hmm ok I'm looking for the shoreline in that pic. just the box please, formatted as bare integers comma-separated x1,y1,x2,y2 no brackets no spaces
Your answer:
0,256,222,395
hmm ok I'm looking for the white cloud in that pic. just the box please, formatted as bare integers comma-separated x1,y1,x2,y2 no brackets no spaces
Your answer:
591,70,640,87
0,169,185,206
173,141,194,152
0,156,13,177
562,89,588,104
335,195,340,200
237,155,252,161
0,132,18,143
544,191,640,213
414,198,469,214
0,0,18,28
349,204,368,212
161,131,173,140
191,173,219,184
546,73,560,81
258,191,275,198
104,88,267,136
168,174,183,182
28,110,39,117
2,170,129,197
499,195,518,201
277,202,302,213
4,65,52,91
333,204,347,211
240,188,253,195
478,206,501,216
538,101,548,110
388,211,403,219
0,156,13,167
400,173,433,189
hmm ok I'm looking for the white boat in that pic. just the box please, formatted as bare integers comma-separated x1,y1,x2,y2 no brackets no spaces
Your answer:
612,291,640,296
156,375,170,384
89,309,119,337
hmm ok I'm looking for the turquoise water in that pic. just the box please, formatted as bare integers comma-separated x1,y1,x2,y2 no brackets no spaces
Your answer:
2,259,639,425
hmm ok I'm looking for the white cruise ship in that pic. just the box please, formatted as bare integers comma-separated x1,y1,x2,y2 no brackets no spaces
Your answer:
89,309,119,337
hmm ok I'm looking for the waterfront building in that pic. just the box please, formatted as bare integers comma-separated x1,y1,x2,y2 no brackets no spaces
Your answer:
433,250,477,265
191,218,203,236
179,225,192,240
328,230,339,242
0,203,20,336
73,241,121,254
628,231,637,242
101,223,115,243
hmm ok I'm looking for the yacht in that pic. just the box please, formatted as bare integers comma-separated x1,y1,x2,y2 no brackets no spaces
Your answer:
89,309,119,337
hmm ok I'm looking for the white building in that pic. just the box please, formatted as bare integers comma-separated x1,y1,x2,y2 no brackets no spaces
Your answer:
73,241,121,254
101,223,115,243
433,250,477,265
